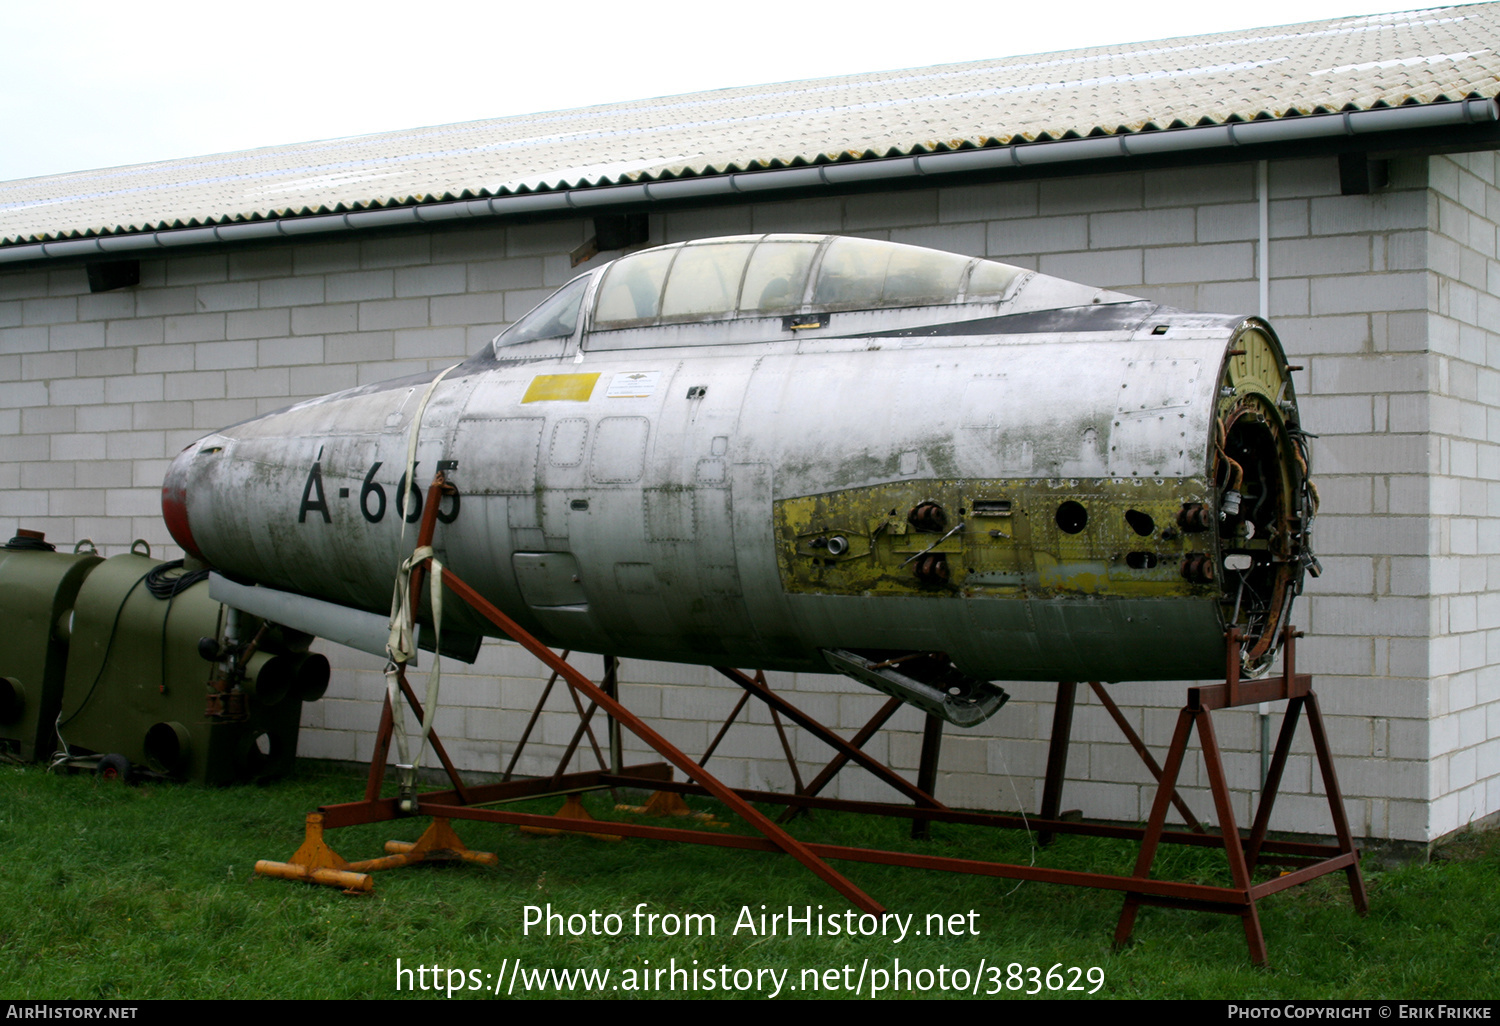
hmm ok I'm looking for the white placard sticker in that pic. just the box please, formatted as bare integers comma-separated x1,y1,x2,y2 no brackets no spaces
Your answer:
606,371,661,398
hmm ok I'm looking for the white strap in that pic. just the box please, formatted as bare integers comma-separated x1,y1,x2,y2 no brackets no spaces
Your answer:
385,546,445,795
385,360,459,799
398,363,460,545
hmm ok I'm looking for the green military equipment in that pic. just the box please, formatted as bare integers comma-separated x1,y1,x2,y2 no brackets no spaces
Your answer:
55,546,328,784
3,533,327,784
0,531,103,762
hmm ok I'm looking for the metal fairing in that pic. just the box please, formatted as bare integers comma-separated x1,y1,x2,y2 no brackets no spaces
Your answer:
164,235,1313,720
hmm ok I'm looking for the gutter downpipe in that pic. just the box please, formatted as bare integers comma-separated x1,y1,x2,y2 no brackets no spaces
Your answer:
1257,157,1273,787
2,97,1495,266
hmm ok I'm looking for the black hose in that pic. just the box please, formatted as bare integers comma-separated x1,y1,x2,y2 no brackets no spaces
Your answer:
145,559,209,600
56,571,151,730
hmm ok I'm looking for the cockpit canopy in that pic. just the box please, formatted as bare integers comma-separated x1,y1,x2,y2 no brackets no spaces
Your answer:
592,234,1022,329
495,234,1028,349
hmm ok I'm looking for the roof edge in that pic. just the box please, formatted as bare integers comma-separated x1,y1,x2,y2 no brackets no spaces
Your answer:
3,97,1496,268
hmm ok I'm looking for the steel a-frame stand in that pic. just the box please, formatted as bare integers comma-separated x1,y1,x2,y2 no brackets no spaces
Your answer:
256,473,1367,964
1108,628,1369,963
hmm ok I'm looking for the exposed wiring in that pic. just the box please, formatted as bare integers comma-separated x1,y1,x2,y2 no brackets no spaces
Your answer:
993,741,1037,897
1214,417,1246,492
1250,483,1270,523
900,520,965,568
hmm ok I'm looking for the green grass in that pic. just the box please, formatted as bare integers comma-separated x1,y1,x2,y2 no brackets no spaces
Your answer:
1,760,1496,1000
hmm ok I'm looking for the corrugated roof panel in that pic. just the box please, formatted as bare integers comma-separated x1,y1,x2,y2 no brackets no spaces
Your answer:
3,3,1499,245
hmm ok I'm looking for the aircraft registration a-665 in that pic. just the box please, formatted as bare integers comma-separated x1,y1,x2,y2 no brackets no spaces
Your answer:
162,233,1317,727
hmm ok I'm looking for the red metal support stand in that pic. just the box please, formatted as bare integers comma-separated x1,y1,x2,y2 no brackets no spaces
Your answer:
602,654,623,775
712,666,943,811
502,651,568,781
911,714,944,840
1087,681,1204,833
1112,632,1367,963
775,694,903,825
256,472,1367,966
797,696,903,798
438,570,888,914
1037,681,1077,845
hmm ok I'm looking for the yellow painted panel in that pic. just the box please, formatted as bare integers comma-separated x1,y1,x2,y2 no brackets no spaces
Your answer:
522,373,600,403
773,477,1207,600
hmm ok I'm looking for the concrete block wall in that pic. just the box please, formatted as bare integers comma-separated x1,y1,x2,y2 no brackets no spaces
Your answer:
1424,151,1500,837
3,151,1494,843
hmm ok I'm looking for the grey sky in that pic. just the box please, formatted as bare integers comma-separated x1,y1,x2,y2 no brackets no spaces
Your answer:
0,0,1448,183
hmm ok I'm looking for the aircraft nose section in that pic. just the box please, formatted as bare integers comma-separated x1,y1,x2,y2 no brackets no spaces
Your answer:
162,441,205,561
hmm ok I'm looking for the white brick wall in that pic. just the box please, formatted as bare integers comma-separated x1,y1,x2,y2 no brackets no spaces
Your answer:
4,152,1497,844
1423,151,1500,839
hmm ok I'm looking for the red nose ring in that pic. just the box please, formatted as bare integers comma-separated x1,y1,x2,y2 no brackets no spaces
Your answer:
161,445,204,561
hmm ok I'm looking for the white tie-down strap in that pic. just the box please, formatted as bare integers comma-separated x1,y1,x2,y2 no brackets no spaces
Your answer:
385,360,458,804
398,362,460,546
385,544,445,800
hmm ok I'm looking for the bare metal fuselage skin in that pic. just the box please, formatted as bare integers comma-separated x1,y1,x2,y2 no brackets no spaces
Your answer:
163,236,1312,694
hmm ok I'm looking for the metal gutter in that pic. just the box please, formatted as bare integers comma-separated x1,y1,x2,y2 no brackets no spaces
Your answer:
3,97,1495,268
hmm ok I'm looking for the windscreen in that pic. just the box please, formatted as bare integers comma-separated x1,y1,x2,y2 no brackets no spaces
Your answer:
495,275,589,348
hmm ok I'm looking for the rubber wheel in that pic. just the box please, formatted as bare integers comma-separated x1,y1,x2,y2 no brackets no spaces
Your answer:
95,753,133,783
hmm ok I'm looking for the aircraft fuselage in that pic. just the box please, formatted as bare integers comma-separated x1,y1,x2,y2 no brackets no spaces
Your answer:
163,235,1313,721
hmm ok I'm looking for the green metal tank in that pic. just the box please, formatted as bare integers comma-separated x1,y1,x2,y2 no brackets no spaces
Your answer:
0,531,103,762
55,544,328,784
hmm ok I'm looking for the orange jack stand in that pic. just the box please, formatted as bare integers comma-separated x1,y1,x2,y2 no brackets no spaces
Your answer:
617,789,728,826
520,794,622,842
254,812,497,892
380,816,503,868
255,813,374,893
